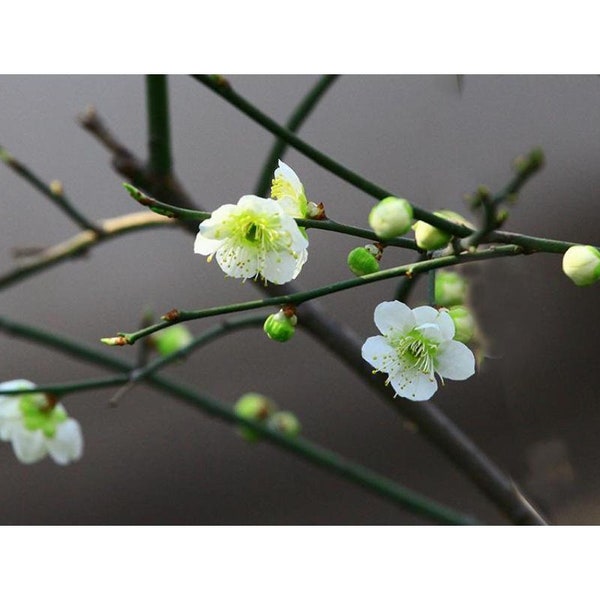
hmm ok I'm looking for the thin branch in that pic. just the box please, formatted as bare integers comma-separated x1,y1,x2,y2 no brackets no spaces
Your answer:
0,314,478,525
0,211,176,291
0,145,101,233
108,245,524,346
146,75,173,177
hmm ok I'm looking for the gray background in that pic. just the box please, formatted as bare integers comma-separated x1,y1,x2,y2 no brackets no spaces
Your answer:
0,75,598,524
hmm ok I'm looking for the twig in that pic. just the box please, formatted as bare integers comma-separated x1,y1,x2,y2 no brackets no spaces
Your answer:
0,145,101,233
0,211,176,291
146,75,173,177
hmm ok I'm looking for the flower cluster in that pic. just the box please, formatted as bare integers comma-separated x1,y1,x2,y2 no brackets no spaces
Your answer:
194,161,309,285
361,301,475,401
0,380,83,465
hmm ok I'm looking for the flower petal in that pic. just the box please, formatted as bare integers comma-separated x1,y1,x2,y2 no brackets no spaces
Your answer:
0,398,22,441
11,428,47,464
390,367,438,401
413,305,455,341
262,247,306,284
216,242,259,280
361,336,400,374
435,340,475,381
47,419,84,465
0,379,35,395
373,301,415,336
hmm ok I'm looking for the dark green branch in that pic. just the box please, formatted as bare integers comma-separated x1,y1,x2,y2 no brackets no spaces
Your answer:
146,75,173,177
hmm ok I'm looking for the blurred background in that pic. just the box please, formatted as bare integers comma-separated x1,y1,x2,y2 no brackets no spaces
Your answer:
0,75,599,524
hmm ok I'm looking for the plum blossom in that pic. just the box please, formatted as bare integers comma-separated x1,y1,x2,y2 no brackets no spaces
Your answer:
0,379,83,465
361,301,475,401
194,194,308,285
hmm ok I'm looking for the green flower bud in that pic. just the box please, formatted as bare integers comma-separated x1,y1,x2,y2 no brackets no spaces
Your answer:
347,246,380,277
447,306,476,344
151,324,193,356
562,245,600,286
412,210,471,251
435,270,467,307
234,392,277,442
368,197,413,239
267,411,301,437
264,310,297,342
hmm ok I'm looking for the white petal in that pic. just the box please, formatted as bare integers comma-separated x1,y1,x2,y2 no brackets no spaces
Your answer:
415,323,443,343
276,195,304,218
0,399,22,441
413,305,455,341
373,301,415,336
274,161,303,195
390,367,438,401
262,248,305,284
361,336,399,374
47,419,84,465
216,242,259,280
11,428,47,464
237,194,281,215
194,231,223,255
435,340,475,381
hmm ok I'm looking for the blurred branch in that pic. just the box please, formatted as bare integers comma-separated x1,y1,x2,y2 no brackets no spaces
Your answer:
0,211,176,291
0,145,101,233
0,314,478,525
146,75,173,177
254,74,339,197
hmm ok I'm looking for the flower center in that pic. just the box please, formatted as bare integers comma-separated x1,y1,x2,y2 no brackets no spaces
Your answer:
19,394,67,438
271,176,298,201
393,331,438,375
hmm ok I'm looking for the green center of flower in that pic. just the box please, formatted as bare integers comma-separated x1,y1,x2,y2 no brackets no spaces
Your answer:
19,394,67,438
392,331,438,374
226,212,288,251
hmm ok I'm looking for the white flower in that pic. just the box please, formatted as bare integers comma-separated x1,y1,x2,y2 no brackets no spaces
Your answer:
0,379,83,465
194,194,308,285
361,301,475,401
270,160,308,218
562,245,600,286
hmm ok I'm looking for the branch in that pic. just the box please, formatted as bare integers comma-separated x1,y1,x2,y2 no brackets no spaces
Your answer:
146,75,173,177
0,211,176,291
0,145,101,233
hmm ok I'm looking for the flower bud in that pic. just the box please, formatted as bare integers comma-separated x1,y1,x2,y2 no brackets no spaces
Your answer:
435,270,467,307
368,197,413,239
151,324,193,356
562,245,600,286
234,392,277,442
347,246,380,277
447,306,476,344
264,310,297,342
412,210,471,251
267,411,301,437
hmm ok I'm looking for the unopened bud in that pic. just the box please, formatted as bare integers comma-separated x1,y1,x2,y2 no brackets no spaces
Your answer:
435,270,467,307
234,392,277,442
447,306,476,344
368,197,413,239
562,245,600,286
267,411,301,437
347,246,380,277
412,210,471,251
264,310,297,342
306,201,326,219
151,324,193,356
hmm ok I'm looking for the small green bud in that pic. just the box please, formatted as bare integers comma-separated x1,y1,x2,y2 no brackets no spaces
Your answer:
447,306,476,344
562,245,600,286
234,393,277,442
435,270,467,307
267,411,301,437
368,197,413,239
347,246,380,277
151,324,193,356
264,310,297,342
412,210,471,251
